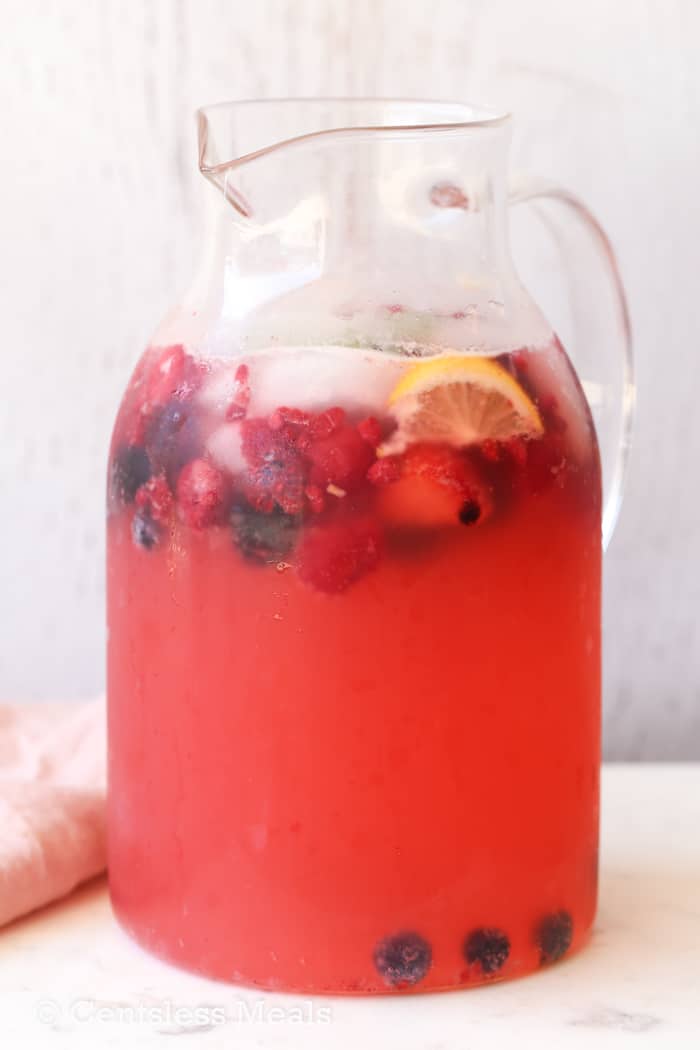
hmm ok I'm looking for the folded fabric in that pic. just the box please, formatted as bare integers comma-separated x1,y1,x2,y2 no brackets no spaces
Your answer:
0,700,106,928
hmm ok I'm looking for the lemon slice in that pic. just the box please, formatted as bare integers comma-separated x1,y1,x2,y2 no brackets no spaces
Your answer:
382,355,544,453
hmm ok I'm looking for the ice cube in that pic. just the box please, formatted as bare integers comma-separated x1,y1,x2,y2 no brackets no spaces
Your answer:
206,422,246,476
246,345,407,416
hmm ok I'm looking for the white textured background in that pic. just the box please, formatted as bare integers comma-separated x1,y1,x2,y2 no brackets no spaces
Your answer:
1,0,698,758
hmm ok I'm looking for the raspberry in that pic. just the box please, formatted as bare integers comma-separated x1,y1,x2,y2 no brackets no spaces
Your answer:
135,474,173,524
373,931,432,988
248,464,305,515
294,431,313,455
110,444,152,506
479,439,503,464
147,345,202,408
429,182,470,209
506,436,528,467
297,518,383,594
225,364,251,422
463,927,510,975
309,406,346,440
240,418,306,515
268,406,311,431
367,456,402,486
176,458,229,529
378,443,493,528
231,505,299,564
131,510,160,551
357,416,382,447
307,425,375,490
536,910,573,964
304,483,326,514
241,418,288,467
384,303,405,315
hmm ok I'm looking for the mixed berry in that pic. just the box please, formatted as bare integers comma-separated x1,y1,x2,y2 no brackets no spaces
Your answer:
372,913,573,988
535,909,574,964
373,931,433,988
463,926,511,976
109,342,579,595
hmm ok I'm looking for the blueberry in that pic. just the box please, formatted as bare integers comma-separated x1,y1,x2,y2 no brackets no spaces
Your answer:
463,927,510,975
111,444,151,504
459,499,482,525
536,910,573,964
373,931,431,987
230,505,299,564
131,510,160,550
146,398,202,487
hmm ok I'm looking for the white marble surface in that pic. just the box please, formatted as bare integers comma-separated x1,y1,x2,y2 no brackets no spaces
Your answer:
1,764,699,1047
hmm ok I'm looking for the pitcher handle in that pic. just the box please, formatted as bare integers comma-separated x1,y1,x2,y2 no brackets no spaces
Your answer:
508,176,635,549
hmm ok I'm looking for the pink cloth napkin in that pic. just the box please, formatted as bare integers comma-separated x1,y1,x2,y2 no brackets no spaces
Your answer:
0,700,106,927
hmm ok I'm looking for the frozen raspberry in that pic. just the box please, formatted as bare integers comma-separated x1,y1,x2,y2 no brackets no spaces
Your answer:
463,927,510,975
479,439,503,464
110,444,152,505
231,505,299,564
241,418,307,515
225,363,251,421
536,910,573,964
146,397,202,488
248,465,305,515
176,458,229,529
378,443,493,528
384,303,405,315
429,182,470,209
241,418,287,466
131,510,160,550
297,518,383,594
373,931,432,988
294,431,313,455
304,483,326,514
135,474,173,524
309,406,346,440
307,425,375,491
506,436,528,467
268,405,311,431
147,345,202,407
367,456,402,486
357,416,382,447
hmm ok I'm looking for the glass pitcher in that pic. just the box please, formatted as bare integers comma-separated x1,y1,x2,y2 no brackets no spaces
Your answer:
107,99,633,994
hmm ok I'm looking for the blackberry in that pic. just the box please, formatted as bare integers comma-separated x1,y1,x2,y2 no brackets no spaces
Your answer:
463,927,510,975
536,910,573,964
131,510,160,550
230,505,299,564
373,931,431,988
111,444,152,505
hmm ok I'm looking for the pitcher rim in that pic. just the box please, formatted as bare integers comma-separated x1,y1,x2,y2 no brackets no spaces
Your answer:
197,97,511,175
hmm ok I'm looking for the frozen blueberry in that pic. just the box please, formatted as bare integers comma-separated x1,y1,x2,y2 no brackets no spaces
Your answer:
131,510,160,550
536,910,573,964
463,927,510,975
458,499,482,525
111,444,152,504
146,398,202,487
373,931,432,987
230,505,299,564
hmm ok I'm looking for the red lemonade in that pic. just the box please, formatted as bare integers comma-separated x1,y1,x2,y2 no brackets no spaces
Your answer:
107,339,601,993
